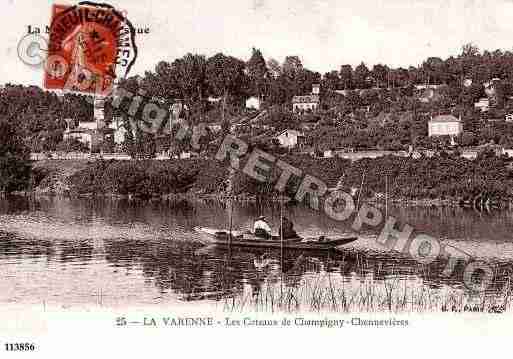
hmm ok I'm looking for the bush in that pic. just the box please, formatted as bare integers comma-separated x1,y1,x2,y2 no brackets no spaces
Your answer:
69,159,225,198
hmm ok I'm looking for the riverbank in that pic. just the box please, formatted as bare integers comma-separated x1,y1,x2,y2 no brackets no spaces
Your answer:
26,151,513,206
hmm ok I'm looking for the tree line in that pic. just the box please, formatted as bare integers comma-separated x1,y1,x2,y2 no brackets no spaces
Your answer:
4,43,513,162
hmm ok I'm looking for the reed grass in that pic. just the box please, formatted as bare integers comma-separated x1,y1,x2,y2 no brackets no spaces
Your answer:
222,270,512,313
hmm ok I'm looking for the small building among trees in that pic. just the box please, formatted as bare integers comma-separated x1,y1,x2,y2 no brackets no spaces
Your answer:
63,119,103,152
428,115,463,138
292,95,320,112
292,84,320,112
245,96,261,110
275,129,305,148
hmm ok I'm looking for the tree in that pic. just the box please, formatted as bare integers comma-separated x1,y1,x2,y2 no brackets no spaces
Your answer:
322,71,340,91
0,120,31,193
372,64,389,88
422,57,448,84
461,83,485,106
267,58,282,79
206,53,246,123
339,64,353,89
459,131,476,147
353,62,370,89
143,62,181,100
170,53,208,120
282,56,303,78
246,47,268,100
461,43,480,58
344,90,362,111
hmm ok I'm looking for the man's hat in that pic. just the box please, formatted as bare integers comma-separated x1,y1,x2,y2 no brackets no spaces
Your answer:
257,215,266,220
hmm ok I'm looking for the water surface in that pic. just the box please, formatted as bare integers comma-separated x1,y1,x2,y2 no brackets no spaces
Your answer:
0,196,511,311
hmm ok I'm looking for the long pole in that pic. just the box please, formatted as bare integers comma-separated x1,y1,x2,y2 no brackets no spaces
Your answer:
385,174,388,218
228,167,234,245
279,197,284,302
280,197,284,271
356,170,366,210
228,198,233,245
228,168,234,246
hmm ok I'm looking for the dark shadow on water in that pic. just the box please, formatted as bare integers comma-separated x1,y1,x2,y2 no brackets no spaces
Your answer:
2,195,513,307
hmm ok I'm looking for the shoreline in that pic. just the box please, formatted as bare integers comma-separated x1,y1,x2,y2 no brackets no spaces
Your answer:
9,189,477,208
19,156,513,209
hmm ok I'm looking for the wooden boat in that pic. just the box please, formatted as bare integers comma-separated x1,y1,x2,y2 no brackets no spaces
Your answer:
194,227,357,251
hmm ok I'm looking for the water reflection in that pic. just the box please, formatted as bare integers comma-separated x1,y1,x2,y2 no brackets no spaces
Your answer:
0,196,512,311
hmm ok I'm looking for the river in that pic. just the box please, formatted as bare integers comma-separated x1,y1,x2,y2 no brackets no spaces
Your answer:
0,195,512,312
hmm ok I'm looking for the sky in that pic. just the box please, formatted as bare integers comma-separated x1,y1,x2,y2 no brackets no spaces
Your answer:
2,0,513,86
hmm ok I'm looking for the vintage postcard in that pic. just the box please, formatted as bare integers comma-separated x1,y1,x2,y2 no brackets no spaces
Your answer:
1,0,513,357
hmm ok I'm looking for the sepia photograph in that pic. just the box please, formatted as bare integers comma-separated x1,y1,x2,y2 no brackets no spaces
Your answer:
1,0,513,357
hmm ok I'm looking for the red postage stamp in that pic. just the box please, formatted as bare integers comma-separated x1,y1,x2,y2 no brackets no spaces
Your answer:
44,2,137,95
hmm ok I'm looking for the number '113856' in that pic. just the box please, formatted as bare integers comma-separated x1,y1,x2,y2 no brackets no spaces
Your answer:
5,343,36,351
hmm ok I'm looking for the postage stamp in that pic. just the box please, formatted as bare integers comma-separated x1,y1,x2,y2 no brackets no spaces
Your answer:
44,1,137,95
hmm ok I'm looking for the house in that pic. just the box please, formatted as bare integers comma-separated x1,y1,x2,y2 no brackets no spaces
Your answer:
414,84,446,103
108,117,127,145
414,84,445,91
292,95,320,112
169,100,188,119
93,96,106,128
292,84,320,112
62,113,116,152
275,129,304,148
334,89,350,96
63,119,98,150
63,125,104,151
428,115,463,137
207,96,222,103
484,78,501,97
245,96,261,110
323,150,334,158
63,127,93,147
76,119,98,131
475,98,490,112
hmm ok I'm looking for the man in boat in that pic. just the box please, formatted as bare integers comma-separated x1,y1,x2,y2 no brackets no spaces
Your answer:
279,217,298,239
253,215,272,239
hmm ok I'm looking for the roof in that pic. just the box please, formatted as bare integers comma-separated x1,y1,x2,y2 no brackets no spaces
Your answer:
276,129,304,137
292,95,320,104
414,84,446,90
429,114,460,123
66,128,94,135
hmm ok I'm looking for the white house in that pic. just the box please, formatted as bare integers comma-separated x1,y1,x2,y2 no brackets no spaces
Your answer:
474,98,490,112
245,96,261,110
292,84,320,112
428,115,463,137
275,129,304,148
63,119,100,150
292,95,320,112
484,78,501,97
207,96,222,103
414,84,444,91
77,120,98,131
109,117,127,145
